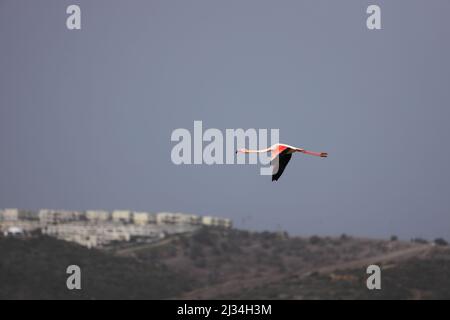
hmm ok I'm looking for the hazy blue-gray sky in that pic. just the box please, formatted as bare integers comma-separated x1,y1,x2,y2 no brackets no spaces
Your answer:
1,0,449,240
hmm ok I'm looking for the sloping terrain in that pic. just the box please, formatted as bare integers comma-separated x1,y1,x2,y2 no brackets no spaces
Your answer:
124,228,434,299
220,246,450,300
0,228,448,299
0,235,193,299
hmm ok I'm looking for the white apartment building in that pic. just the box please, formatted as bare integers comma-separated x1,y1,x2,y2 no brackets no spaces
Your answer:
38,209,82,225
156,212,176,224
0,209,37,221
18,210,38,221
112,210,131,223
162,223,199,235
42,222,167,248
86,210,110,222
2,209,19,221
156,212,201,225
133,212,156,225
202,216,232,228
182,214,202,225
0,220,41,233
43,223,131,247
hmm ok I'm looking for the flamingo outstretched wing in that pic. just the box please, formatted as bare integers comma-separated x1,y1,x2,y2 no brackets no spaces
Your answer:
271,151,292,181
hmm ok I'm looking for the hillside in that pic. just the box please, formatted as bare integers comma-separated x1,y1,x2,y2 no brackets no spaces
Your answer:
0,228,448,299
0,235,194,300
221,247,450,299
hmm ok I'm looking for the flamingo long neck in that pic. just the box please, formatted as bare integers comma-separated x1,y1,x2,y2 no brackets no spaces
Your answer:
243,147,272,153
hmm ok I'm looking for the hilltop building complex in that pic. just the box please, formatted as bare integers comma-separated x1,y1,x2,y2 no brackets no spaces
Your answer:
0,209,232,249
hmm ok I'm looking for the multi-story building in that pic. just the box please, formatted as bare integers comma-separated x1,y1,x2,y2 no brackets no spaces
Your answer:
156,212,201,225
202,216,232,228
156,212,176,224
38,209,82,225
86,210,110,222
133,212,156,225
42,222,166,248
0,209,38,222
18,210,39,221
2,209,19,221
181,214,202,225
43,224,102,249
112,210,131,223
0,220,41,233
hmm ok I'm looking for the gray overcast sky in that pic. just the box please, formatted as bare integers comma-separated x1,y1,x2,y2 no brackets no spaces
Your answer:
1,0,449,240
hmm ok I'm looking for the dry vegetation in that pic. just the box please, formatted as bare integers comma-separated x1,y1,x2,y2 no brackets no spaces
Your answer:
0,227,448,299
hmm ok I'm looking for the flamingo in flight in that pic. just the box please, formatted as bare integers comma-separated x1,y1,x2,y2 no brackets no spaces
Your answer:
236,143,328,181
